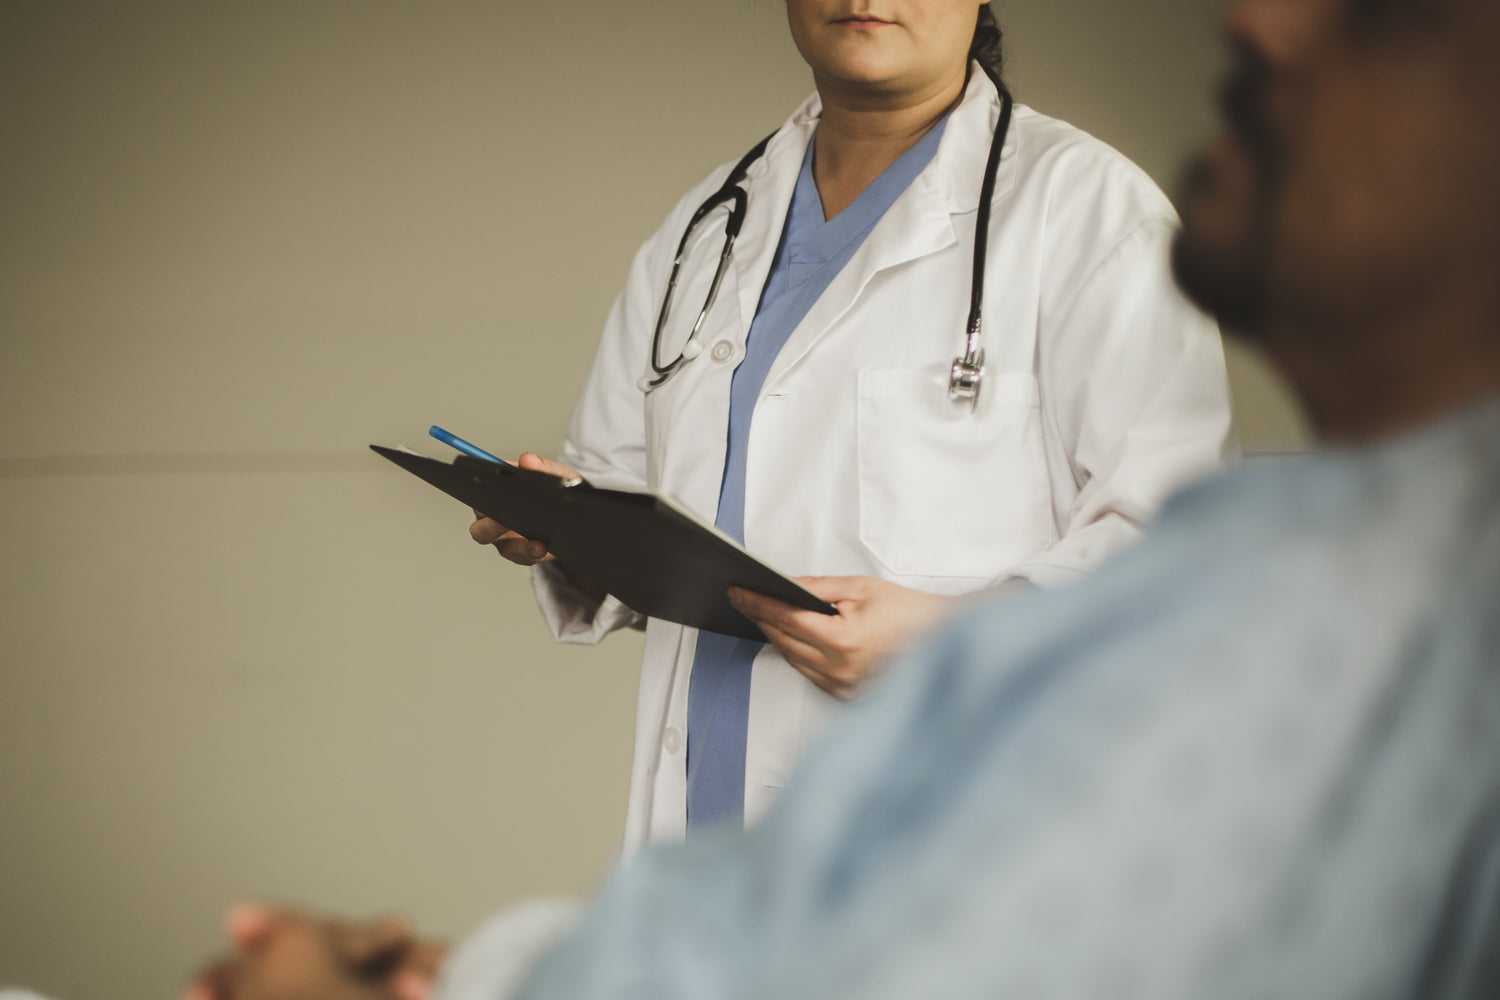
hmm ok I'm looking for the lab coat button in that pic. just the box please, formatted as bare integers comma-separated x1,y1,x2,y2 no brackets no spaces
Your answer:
663,726,683,755
711,340,734,363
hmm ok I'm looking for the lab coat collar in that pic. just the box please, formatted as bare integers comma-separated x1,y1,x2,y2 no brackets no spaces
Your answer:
755,64,1020,215
939,64,1021,214
727,64,1018,340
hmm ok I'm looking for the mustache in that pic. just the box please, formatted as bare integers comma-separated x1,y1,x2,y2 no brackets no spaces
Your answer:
1175,53,1282,221
1219,54,1278,162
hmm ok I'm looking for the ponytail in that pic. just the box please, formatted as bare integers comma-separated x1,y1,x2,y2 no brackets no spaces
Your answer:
969,3,1006,85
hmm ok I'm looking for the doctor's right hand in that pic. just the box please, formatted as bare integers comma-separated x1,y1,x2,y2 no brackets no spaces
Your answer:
467,452,580,566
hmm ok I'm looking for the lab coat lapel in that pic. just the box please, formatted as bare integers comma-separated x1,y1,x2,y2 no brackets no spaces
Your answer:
762,174,957,390
731,103,818,339
761,67,1014,391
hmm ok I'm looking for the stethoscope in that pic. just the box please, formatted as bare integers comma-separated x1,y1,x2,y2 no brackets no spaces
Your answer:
638,66,1015,411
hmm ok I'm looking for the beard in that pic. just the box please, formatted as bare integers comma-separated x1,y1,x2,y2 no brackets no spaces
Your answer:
1171,161,1273,338
1171,61,1283,340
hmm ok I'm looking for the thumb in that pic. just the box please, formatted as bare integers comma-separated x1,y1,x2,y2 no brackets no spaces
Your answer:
224,902,277,950
518,453,581,482
795,575,868,604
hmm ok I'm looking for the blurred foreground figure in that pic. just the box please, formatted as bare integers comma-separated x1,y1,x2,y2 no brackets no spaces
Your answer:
191,0,1500,997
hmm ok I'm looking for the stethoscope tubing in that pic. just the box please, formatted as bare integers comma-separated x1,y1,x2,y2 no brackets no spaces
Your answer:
642,66,1013,403
642,135,772,391
964,69,1015,350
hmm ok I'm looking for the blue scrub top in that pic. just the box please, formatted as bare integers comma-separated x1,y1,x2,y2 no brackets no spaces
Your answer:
686,115,951,830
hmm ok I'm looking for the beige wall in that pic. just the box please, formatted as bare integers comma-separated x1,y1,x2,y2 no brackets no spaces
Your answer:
0,3,1301,998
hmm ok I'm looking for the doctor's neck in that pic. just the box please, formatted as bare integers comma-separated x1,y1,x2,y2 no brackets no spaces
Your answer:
811,65,966,221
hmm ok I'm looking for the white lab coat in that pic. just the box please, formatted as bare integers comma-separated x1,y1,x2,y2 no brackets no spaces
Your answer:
532,69,1234,854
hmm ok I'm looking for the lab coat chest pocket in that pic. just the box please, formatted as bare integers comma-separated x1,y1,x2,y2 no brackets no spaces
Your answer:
856,369,1053,578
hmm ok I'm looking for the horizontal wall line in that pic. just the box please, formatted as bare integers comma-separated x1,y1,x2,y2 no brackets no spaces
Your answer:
2,448,1303,480
0,451,386,479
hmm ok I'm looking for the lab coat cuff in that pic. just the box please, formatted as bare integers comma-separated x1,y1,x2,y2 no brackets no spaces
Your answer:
432,897,585,1000
532,562,645,644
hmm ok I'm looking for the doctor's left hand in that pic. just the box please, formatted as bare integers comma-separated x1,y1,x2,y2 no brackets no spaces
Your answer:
729,576,958,700
184,903,448,1000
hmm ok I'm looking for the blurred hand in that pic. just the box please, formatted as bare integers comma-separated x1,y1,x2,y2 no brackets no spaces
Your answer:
468,453,581,566
729,576,958,699
185,904,448,1000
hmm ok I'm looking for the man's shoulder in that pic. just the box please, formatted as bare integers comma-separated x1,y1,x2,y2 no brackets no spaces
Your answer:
943,456,1373,676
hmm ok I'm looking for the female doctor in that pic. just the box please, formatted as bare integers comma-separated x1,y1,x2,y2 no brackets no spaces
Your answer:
473,0,1234,853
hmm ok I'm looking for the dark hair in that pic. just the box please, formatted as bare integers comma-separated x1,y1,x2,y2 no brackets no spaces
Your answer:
969,3,1006,84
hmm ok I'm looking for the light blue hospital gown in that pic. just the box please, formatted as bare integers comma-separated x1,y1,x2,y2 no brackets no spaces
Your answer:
457,398,1500,1000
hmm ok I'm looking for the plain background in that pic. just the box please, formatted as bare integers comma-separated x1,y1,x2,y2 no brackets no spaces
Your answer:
0,2,1300,998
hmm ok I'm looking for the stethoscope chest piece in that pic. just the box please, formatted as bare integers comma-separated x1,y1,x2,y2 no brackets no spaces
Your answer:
949,343,986,409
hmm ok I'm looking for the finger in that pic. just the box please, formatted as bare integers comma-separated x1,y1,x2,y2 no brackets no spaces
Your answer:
225,902,277,950
735,609,822,664
732,588,847,649
745,616,829,675
186,957,240,1000
728,587,802,628
495,536,550,565
793,575,870,603
392,968,435,1000
471,514,548,564
404,941,450,979
332,915,413,974
389,939,449,1000
774,608,851,649
516,452,550,472
787,658,851,699
471,516,545,560
469,516,516,546
516,453,580,482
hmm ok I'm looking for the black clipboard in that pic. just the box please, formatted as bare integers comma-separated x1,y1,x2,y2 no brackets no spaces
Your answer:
372,446,837,641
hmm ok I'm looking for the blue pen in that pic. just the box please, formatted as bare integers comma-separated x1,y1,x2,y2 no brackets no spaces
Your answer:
429,425,511,466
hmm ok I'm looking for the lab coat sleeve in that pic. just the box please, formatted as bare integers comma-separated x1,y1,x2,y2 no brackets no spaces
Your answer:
529,164,737,642
1004,215,1235,589
532,563,644,644
432,898,586,1000
529,233,659,643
